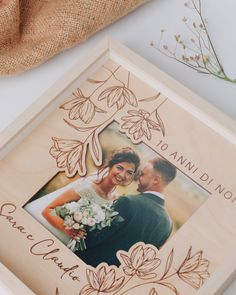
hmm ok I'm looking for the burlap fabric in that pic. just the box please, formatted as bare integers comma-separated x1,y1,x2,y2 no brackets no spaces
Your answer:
0,0,148,75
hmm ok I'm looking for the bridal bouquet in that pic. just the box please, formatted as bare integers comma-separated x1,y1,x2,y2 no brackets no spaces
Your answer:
52,198,124,252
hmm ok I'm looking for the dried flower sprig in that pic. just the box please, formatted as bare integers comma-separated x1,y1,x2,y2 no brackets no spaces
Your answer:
151,0,236,84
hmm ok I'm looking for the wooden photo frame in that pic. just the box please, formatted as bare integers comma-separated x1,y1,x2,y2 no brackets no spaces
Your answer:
0,37,236,295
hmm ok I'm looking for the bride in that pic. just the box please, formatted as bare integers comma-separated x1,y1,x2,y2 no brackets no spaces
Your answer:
25,147,140,245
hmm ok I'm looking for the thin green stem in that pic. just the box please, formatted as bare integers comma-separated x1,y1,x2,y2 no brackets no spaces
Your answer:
209,72,236,83
153,44,209,74
192,0,224,72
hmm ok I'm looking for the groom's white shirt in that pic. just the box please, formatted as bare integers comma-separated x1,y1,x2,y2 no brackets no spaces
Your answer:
143,191,165,200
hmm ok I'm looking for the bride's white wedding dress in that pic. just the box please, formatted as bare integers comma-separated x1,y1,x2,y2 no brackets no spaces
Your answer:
24,175,112,245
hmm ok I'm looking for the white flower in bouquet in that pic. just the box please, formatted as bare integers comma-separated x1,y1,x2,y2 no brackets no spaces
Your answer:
94,209,105,223
77,198,90,207
64,215,75,229
72,223,81,230
74,212,83,222
64,201,80,213
82,209,90,218
81,217,89,225
87,217,96,227
91,202,101,211
53,198,124,252
91,203,106,222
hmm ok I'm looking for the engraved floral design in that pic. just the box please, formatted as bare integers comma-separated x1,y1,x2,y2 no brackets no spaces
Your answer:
98,85,138,110
120,245,160,279
79,244,210,295
60,89,105,124
121,109,163,141
49,137,86,176
49,64,211,295
80,265,125,295
51,65,167,177
176,247,210,290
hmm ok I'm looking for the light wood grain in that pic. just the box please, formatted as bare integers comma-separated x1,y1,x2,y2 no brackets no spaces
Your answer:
0,37,235,295
0,263,35,295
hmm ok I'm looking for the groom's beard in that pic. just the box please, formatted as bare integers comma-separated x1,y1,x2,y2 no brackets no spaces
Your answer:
137,182,145,193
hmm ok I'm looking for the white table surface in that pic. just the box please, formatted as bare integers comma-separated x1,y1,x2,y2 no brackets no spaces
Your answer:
0,0,235,294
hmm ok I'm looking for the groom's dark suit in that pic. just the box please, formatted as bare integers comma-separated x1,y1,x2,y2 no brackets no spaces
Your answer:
77,192,172,267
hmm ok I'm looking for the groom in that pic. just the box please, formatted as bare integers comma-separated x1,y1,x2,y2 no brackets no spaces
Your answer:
77,157,177,267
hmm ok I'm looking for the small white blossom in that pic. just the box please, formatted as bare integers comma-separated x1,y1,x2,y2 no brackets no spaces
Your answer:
94,210,105,223
53,197,124,252
82,217,89,225
82,209,90,218
87,218,96,227
74,212,83,222
78,198,90,206
65,201,80,213
72,223,81,230
64,215,74,228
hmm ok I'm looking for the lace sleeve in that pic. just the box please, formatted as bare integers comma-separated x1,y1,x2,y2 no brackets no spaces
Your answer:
73,174,106,204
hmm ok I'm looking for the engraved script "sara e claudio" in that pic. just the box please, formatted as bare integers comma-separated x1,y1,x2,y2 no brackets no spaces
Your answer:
0,202,81,282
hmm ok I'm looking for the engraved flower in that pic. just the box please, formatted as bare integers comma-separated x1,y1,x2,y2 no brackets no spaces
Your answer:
80,266,125,295
98,86,138,109
50,137,86,176
177,247,210,289
119,245,161,279
60,89,105,124
121,109,161,141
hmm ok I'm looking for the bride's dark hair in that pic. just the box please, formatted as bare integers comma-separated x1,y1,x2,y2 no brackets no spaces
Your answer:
95,147,140,184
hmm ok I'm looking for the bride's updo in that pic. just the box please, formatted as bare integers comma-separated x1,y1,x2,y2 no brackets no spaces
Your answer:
96,147,140,184
107,147,140,171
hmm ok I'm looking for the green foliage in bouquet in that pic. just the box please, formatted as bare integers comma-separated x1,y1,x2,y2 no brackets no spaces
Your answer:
51,198,124,252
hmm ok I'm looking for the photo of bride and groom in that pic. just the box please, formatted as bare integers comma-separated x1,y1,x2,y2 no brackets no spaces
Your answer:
25,146,176,267
24,123,208,267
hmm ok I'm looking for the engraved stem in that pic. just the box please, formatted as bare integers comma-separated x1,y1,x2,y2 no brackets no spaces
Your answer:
119,276,178,295
113,276,134,295
89,66,121,97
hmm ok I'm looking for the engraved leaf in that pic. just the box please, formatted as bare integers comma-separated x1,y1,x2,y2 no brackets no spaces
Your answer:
87,78,105,84
139,93,161,102
162,248,174,279
63,119,97,132
155,109,165,136
89,132,102,165
94,105,106,113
